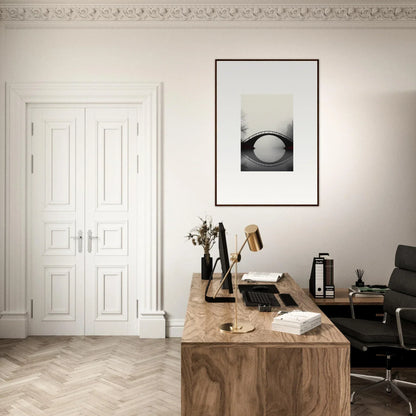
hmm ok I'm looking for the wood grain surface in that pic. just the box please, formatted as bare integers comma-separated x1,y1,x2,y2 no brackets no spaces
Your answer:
182,273,350,345
181,273,350,416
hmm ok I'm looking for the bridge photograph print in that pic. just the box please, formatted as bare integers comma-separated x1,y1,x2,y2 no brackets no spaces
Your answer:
241,94,294,172
215,59,319,206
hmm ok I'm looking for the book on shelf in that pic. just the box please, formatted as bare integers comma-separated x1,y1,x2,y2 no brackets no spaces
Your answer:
272,311,321,335
349,285,389,295
309,253,334,299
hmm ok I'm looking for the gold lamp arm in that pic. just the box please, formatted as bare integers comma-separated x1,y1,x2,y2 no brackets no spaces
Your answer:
212,236,249,299
214,224,262,334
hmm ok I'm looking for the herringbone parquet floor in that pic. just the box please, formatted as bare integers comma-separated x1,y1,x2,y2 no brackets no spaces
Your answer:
1,337,416,416
0,337,180,416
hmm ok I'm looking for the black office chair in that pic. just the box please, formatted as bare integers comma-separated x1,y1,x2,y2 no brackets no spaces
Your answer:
332,244,416,416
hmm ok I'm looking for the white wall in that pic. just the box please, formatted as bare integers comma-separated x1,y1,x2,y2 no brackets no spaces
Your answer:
1,22,416,330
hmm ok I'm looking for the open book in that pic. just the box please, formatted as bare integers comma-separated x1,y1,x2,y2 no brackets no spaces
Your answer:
241,272,283,283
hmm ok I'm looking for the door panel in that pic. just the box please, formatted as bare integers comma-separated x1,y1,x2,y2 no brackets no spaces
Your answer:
44,265,76,319
96,222,128,256
97,121,128,211
44,122,75,210
85,108,138,335
29,105,139,336
96,266,128,320
44,221,76,256
29,107,85,335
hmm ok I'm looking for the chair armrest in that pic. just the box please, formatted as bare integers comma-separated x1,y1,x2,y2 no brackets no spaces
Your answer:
348,290,386,319
395,308,416,351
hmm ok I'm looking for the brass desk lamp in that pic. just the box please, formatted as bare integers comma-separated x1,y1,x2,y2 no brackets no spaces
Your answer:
213,224,263,333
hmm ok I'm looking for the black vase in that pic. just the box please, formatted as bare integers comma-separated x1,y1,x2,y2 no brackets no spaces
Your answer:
201,256,213,280
355,278,365,287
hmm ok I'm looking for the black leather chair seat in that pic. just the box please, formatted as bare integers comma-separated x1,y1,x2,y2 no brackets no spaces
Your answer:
332,317,399,344
333,316,416,346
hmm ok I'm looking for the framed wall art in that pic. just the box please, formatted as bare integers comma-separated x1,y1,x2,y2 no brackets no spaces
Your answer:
215,59,319,206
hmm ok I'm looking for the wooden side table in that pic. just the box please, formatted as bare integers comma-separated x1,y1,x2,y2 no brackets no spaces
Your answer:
303,288,384,320
303,288,384,306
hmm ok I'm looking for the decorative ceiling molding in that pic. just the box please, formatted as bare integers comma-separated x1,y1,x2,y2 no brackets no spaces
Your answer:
0,4,415,22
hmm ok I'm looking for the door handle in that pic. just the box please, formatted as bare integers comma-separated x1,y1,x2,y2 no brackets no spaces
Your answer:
71,230,83,253
87,230,99,253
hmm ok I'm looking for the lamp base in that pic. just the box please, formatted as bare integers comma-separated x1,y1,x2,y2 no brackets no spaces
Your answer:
219,322,255,334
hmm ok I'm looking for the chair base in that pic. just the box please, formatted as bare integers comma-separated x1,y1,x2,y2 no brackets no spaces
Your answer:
351,367,416,415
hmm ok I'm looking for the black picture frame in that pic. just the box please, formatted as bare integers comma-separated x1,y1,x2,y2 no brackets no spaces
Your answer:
215,59,319,206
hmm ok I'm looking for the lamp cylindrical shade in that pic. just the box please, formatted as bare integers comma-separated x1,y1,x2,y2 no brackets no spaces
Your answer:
244,224,263,252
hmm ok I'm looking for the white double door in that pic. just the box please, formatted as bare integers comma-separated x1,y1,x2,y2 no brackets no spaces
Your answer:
28,105,140,335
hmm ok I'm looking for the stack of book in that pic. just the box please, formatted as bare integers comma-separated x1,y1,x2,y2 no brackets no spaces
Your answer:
309,253,334,299
272,311,321,335
349,285,389,294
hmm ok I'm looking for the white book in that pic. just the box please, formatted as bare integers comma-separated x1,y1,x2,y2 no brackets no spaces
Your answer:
273,317,321,330
241,272,283,283
272,311,321,335
271,320,321,335
273,310,321,324
349,286,387,297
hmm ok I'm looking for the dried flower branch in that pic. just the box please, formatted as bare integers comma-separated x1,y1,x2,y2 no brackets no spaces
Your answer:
186,216,219,259
355,269,365,279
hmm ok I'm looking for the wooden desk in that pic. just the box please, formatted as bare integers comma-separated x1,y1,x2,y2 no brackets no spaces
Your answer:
181,274,350,416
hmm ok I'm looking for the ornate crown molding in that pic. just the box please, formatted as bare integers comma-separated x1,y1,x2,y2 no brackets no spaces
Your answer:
0,4,415,22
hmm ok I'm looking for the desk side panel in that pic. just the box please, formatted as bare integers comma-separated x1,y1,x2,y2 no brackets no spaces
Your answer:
182,343,350,416
182,344,264,416
265,345,350,416
301,346,350,415
264,347,302,415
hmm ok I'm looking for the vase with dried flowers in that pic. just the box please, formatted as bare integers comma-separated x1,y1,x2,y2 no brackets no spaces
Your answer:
186,217,219,280
355,269,365,287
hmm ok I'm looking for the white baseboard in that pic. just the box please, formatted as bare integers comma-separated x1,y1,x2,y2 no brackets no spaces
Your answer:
0,311,184,339
0,313,28,338
139,310,166,338
167,319,184,338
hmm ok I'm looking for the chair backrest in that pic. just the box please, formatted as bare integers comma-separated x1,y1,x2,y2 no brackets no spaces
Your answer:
384,245,416,324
